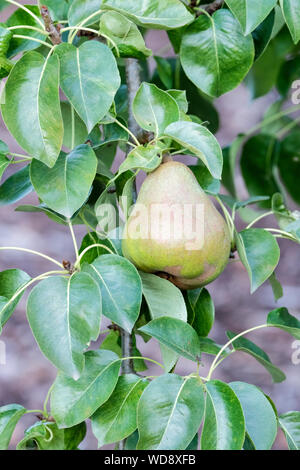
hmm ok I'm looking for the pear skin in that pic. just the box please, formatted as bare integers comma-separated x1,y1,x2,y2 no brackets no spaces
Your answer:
122,161,231,289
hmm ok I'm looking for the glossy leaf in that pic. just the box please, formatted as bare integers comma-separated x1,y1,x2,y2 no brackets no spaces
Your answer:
226,331,286,383
42,1,70,21
30,145,97,218
0,404,26,450
50,350,121,428
61,102,88,150
190,164,220,195
167,89,188,113
139,316,201,362
58,41,120,132
1,52,63,167
137,375,205,450
252,9,275,59
27,273,102,378
0,269,30,330
68,0,102,26
279,411,300,450
102,0,194,29
118,145,161,176
201,380,245,450
267,307,300,340
0,154,10,182
278,132,300,205
225,0,277,35
236,229,280,293
0,166,32,207
180,9,254,97
280,0,300,44
164,121,222,179
187,288,214,337
83,254,142,333
133,83,179,137
5,6,44,58
92,374,148,447
17,421,86,450
78,232,117,265
229,381,277,450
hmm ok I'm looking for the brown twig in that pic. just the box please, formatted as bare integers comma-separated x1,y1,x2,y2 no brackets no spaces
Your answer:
197,0,224,15
40,5,61,45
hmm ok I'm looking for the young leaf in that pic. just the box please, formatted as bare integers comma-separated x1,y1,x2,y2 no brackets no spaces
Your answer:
17,421,86,450
58,41,120,132
68,0,102,26
226,330,286,383
267,307,300,340
225,0,277,35
0,404,26,450
201,380,245,450
280,0,300,44
27,273,102,379
30,145,97,219
102,0,194,29
137,375,205,450
279,411,300,450
164,121,223,179
0,269,31,330
139,316,201,362
91,374,148,447
118,145,161,176
1,52,63,168
180,9,254,97
236,228,280,293
0,166,32,207
229,382,277,450
50,350,121,428
187,288,215,337
83,254,142,333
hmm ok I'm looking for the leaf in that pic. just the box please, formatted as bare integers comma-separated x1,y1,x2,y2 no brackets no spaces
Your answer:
236,229,280,293
201,380,245,450
5,6,44,58
78,232,117,265
164,121,223,179
68,0,103,26
30,145,97,218
154,57,173,89
267,307,300,340
137,375,205,450
0,404,26,450
61,102,88,150
190,164,220,195
58,41,120,132
0,154,10,182
42,1,70,21
280,0,300,44
91,374,148,447
180,9,254,98
252,9,275,60
133,83,179,137
187,288,214,337
15,204,70,226
229,382,277,450
27,273,102,379
0,269,31,330
100,11,152,59
0,165,32,207
199,337,229,357
102,0,194,29
118,145,161,176
279,411,300,450
269,272,283,301
139,317,201,362
278,131,300,205
225,0,277,35
2,51,63,167
50,350,121,428
167,89,188,114
226,330,286,383
17,421,86,450
83,254,142,333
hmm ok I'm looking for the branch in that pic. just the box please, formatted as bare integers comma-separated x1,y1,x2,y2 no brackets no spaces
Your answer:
40,5,61,45
197,0,224,14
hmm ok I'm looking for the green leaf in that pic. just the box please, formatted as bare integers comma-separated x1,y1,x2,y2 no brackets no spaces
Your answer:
0,154,10,182
100,11,152,59
137,375,205,450
236,229,280,293
180,9,254,98
92,374,148,447
30,145,97,218
229,382,277,450
187,288,214,337
280,0,300,44
201,380,245,450
267,307,300,340
269,272,283,301
133,83,179,137
118,145,161,176
167,89,188,114
50,350,121,428
139,317,201,362
225,0,277,35
27,273,102,379
15,203,70,226
78,232,117,265
42,1,70,21
154,57,173,89
0,404,26,450
199,337,229,357
226,330,286,383
58,41,120,133
278,131,300,205
0,269,30,330
279,411,300,450
190,164,220,195
252,9,275,60
0,166,32,207
17,421,86,450
102,0,194,29
5,6,44,58
68,0,102,26
61,102,88,150
83,254,142,333
1,52,63,167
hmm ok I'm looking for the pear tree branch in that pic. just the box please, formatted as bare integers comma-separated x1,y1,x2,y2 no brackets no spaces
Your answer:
40,5,61,45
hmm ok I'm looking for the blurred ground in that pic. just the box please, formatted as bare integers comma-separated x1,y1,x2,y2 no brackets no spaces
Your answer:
0,3,299,450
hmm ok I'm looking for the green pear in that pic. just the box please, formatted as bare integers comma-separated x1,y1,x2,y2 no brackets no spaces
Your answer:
122,160,231,289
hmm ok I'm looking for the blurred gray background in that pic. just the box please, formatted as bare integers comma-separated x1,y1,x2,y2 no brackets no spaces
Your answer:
0,1,299,450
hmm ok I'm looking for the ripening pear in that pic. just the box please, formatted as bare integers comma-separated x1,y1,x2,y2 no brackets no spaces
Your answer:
122,160,231,289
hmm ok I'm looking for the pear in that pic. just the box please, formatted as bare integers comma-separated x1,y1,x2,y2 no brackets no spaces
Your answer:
122,160,231,289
